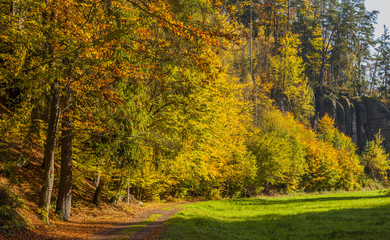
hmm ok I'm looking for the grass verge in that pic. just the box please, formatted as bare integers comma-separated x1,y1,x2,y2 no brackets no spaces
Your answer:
162,190,390,240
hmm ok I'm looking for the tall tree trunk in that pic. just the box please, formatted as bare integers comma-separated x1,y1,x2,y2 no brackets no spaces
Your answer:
126,186,130,205
383,66,388,95
93,180,104,206
95,172,100,188
39,81,60,224
113,182,123,207
370,54,379,95
287,0,290,32
319,41,327,85
56,92,73,221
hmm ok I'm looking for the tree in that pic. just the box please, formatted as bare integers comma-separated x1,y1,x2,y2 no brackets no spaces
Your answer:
377,26,390,96
2,0,382,216
328,0,376,94
269,33,314,123
362,130,390,182
248,111,308,192
55,90,73,221
292,0,324,83
316,114,363,190
312,0,339,85
39,82,60,224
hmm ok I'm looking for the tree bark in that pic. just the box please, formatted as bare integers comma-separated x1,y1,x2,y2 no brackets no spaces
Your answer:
319,40,327,85
370,54,379,95
95,173,100,187
56,92,73,221
126,186,130,204
93,180,104,206
39,81,60,224
113,183,122,207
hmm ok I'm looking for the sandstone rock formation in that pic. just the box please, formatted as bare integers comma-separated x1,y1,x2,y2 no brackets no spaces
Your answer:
314,86,390,153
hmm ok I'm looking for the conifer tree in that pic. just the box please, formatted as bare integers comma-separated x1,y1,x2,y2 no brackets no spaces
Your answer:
377,26,390,96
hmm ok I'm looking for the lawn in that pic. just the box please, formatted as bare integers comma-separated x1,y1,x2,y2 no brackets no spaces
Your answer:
162,190,390,240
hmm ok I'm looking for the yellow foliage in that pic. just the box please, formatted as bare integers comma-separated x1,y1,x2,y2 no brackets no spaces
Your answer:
249,109,363,192
268,33,314,123
362,130,390,182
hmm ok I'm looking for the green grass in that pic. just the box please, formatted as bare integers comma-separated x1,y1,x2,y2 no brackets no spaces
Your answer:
162,190,390,240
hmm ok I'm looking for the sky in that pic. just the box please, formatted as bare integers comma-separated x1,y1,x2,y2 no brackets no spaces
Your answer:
365,0,390,39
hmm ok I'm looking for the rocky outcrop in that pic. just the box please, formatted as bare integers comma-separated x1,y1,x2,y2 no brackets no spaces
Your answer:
355,97,390,151
314,87,390,152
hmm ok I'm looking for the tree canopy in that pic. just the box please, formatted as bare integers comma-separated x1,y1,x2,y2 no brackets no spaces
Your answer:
1,0,389,223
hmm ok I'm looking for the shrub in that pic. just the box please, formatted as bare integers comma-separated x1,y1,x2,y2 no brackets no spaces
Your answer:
362,130,390,182
248,111,363,193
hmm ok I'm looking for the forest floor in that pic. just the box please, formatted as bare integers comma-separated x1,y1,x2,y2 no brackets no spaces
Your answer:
0,141,190,240
0,200,188,240
94,203,190,240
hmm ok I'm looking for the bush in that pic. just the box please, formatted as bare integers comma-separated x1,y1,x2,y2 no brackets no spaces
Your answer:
314,114,363,190
248,110,363,193
362,130,390,182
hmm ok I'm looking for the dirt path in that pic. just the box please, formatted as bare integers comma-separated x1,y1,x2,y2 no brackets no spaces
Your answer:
92,203,188,240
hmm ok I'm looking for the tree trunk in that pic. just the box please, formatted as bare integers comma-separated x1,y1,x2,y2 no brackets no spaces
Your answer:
113,183,122,207
95,173,100,187
126,186,130,204
370,55,379,95
319,41,327,85
56,92,73,221
385,67,388,96
39,81,60,224
287,0,290,32
93,180,104,206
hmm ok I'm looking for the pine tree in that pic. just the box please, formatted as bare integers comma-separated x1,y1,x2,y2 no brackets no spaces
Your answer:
377,26,390,96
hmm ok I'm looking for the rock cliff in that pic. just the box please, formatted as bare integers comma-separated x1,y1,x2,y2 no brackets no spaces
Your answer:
314,87,390,152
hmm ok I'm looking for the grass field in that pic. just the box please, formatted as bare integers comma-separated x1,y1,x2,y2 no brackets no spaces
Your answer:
162,190,390,240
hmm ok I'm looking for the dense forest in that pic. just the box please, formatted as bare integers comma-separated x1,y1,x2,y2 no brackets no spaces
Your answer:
1,0,390,225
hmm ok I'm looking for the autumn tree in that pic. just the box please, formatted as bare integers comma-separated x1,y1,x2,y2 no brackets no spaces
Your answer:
269,33,314,123
315,114,363,190
362,131,390,182
1,0,384,220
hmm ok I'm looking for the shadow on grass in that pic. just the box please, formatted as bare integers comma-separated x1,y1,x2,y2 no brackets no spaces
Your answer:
120,214,162,235
163,204,390,240
228,194,388,206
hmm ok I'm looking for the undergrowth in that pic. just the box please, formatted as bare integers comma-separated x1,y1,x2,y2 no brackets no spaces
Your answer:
0,186,27,235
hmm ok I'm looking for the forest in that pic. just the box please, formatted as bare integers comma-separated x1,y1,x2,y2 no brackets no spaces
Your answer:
1,0,390,230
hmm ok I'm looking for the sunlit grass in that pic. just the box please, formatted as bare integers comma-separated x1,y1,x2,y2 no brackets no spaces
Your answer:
162,190,390,240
